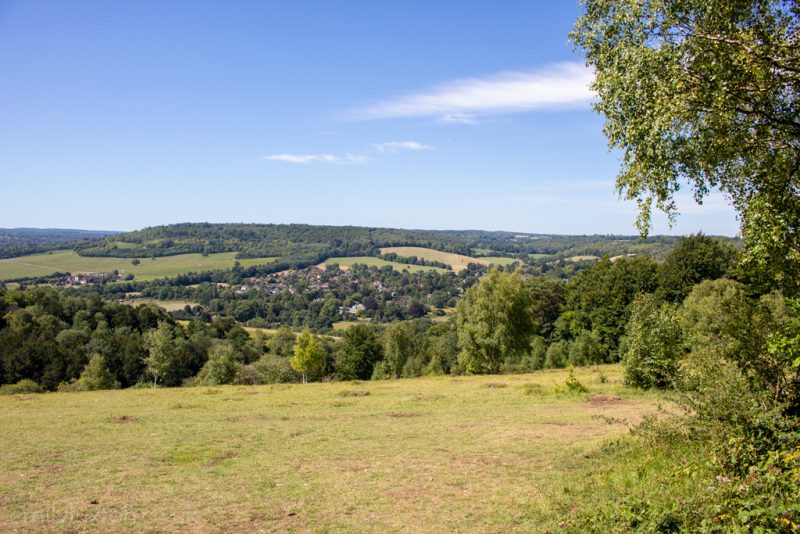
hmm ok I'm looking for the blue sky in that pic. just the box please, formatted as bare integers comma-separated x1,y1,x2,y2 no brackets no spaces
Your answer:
0,1,739,235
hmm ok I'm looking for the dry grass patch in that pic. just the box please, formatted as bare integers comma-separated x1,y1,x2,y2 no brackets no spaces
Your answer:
379,246,490,273
0,364,666,532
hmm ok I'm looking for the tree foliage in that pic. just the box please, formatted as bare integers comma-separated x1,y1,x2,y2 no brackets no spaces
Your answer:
76,353,117,390
561,256,659,358
621,294,683,389
658,233,738,302
143,321,177,387
572,0,800,294
290,329,326,383
379,321,429,378
198,342,238,385
336,324,383,380
456,269,535,374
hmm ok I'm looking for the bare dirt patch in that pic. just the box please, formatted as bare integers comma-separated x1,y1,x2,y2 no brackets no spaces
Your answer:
586,394,623,407
111,415,137,423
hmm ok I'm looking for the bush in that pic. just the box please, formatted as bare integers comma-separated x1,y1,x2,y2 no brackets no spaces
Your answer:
545,340,569,368
252,355,299,384
232,363,261,385
564,365,588,393
58,354,118,392
197,342,238,385
568,329,605,366
0,379,44,395
78,354,117,390
621,294,682,389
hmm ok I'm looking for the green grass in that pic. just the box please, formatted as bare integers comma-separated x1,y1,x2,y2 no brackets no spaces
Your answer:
481,256,522,266
323,256,447,273
0,365,669,532
0,251,277,281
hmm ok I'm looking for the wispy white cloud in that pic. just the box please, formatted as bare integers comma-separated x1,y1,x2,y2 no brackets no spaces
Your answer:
437,113,478,125
370,141,433,153
350,62,594,121
264,141,432,164
263,153,368,165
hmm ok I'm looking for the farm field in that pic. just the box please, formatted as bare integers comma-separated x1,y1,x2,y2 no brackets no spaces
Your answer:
332,319,373,331
0,365,668,532
379,246,492,272
322,256,447,273
480,256,522,266
0,251,277,281
566,255,600,263
120,299,200,312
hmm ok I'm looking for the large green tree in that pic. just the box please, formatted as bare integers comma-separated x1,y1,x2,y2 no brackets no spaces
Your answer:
572,0,799,294
658,233,738,302
335,324,383,380
456,269,535,374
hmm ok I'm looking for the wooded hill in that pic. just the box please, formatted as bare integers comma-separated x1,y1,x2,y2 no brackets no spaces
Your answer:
0,222,735,265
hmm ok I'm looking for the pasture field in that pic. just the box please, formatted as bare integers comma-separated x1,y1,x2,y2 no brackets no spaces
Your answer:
480,256,522,266
243,326,282,337
566,255,600,263
331,319,373,331
0,251,277,281
322,256,447,274
121,299,201,312
0,365,672,532
379,246,491,272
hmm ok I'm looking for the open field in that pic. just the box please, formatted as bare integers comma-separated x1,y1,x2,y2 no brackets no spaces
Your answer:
379,246,492,272
0,251,278,281
0,365,668,532
566,255,600,263
121,299,201,312
332,319,373,331
322,256,447,274
243,326,282,337
480,256,522,266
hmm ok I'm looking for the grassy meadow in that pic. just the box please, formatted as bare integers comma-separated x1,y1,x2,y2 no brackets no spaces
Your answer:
480,256,522,266
0,365,674,532
0,251,277,281
322,256,447,274
379,246,520,272
379,246,492,272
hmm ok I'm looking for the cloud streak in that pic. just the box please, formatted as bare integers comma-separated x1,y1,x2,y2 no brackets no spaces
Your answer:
350,62,594,121
263,153,368,165
264,141,432,164
370,141,433,153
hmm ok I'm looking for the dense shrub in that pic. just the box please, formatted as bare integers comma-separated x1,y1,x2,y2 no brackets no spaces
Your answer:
621,294,682,389
197,342,238,385
0,379,44,395
59,354,118,392
252,355,299,384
